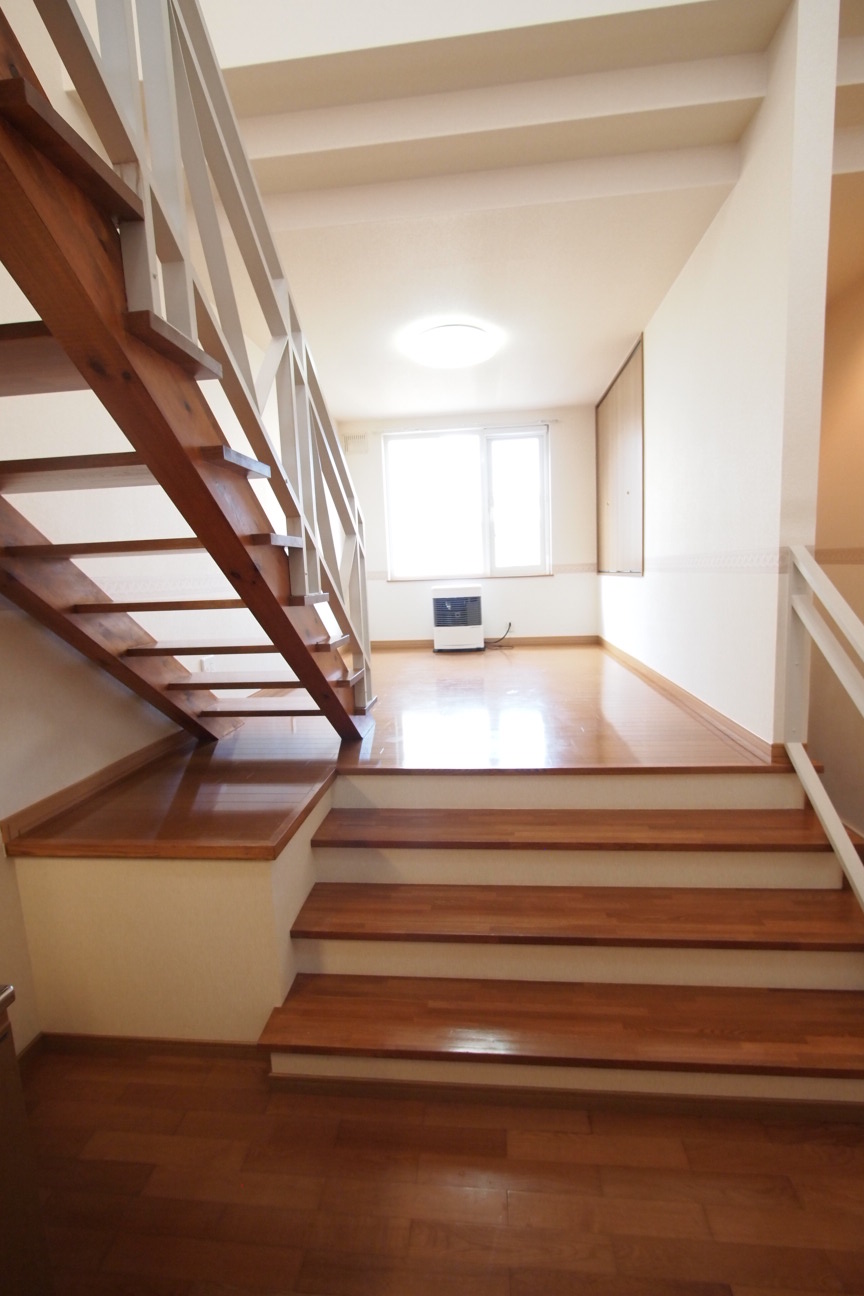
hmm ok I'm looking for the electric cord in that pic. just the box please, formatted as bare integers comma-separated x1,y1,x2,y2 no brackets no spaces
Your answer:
484,621,512,648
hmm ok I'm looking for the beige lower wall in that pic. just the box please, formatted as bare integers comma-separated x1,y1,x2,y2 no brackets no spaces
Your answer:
0,601,178,1051
14,794,331,1044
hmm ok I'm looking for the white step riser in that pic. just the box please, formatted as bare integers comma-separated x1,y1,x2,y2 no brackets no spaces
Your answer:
333,772,805,812
268,1051,864,1105
294,939,864,991
314,847,844,890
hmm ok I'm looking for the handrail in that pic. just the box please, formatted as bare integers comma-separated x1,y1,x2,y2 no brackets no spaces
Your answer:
789,544,864,667
29,0,372,708
786,544,864,909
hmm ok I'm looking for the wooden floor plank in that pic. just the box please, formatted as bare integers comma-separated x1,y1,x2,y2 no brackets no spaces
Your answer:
259,975,864,1076
292,883,864,949
20,1047,864,1296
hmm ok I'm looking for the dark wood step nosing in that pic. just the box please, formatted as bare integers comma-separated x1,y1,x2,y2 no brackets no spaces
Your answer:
265,1039,864,1079
291,929,864,952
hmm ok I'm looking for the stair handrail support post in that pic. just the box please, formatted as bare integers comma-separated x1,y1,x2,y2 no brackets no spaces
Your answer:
784,543,864,914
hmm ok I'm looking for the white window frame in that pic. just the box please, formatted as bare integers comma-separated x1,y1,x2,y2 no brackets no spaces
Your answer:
383,425,551,581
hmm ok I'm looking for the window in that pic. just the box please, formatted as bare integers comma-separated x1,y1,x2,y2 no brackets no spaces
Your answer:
383,426,550,580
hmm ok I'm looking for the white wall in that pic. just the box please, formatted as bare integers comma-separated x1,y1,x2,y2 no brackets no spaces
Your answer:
809,273,864,834
599,0,836,744
339,406,598,643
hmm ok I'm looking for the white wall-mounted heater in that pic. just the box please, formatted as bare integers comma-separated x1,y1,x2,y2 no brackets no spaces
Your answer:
432,584,484,652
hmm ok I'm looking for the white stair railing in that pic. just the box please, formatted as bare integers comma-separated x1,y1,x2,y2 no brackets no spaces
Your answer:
785,544,864,910
29,0,372,707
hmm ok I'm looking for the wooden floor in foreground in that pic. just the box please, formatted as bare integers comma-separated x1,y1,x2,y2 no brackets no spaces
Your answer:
23,1041,864,1296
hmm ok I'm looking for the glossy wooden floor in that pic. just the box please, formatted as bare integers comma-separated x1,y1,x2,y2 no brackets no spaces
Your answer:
22,1042,864,1295
9,646,773,859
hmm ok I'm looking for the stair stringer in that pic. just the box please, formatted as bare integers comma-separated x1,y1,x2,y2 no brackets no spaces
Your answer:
0,15,366,741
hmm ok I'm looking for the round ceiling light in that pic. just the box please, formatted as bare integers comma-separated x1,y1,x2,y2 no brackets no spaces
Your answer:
397,319,504,369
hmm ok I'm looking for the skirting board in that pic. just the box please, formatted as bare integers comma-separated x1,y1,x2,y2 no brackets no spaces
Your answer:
602,640,784,764
371,636,600,651
0,729,196,844
18,1032,864,1121
22,1032,264,1066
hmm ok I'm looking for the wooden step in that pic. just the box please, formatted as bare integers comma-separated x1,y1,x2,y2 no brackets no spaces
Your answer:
312,807,833,852
124,640,275,657
314,634,350,652
197,698,322,717
248,532,303,550
0,451,152,490
0,321,88,397
197,446,270,477
71,598,246,613
165,670,303,690
292,882,864,951
124,309,221,380
3,536,206,559
260,973,864,1079
333,668,365,687
4,531,302,559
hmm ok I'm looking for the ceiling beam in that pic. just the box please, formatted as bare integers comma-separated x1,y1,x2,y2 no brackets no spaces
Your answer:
265,144,740,229
241,53,767,162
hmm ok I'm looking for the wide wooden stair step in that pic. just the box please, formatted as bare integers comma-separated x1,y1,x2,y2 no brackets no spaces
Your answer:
260,973,864,1079
312,806,833,852
292,882,864,950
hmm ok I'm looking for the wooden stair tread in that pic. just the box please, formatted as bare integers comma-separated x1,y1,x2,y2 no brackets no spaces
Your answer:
312,808,833,852
314,634,350,651
0,321,89,397
165,671,303,689
4,536,207,558
72,599,246,613
197,699,322,716
0,451,152,491
260,974,864,1076
292,883,864,950
125,309,221,381
5,531,301,559
124,641,275,657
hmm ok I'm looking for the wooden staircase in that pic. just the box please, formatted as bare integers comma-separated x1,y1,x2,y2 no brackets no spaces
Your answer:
0,15,369,744
260,767,864,1103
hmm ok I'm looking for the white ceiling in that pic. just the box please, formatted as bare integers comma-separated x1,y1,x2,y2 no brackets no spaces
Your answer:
207,0,861,423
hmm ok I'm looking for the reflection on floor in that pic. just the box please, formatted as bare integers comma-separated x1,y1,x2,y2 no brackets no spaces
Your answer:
11,645,772,858
343,644,765,771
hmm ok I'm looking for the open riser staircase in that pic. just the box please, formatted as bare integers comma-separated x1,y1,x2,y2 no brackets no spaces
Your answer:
0,7,371,745
261,766,864,1104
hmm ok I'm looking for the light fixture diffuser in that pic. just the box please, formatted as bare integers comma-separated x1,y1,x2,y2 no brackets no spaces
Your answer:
397,319,504,369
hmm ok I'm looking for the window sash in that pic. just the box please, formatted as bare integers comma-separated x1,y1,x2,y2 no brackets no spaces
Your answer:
383,426,549,580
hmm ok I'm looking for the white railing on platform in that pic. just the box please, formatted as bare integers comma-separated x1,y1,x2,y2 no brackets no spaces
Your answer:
30,0,371,707
786,544,864,911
